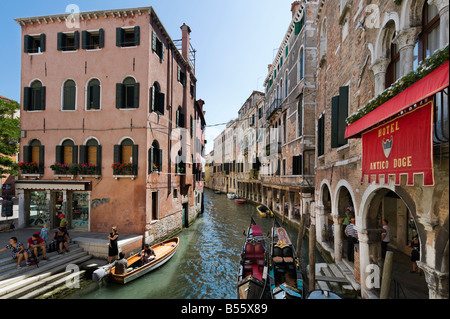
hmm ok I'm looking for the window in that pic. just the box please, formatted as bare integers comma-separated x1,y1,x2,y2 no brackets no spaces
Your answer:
331,86,349,148
55,140,77,166
152,31,164,59
149,140,162,173
385,37,400,88
22,139,44,174
320,19,327,58
150,82,164,114
24,34,45,53
151,191,158,220
87,79,101,110
176,107,185,128
292,155,303,175
297,97,303,137
177,66,186,87
116,26,140,47
318,113,325,156
57,31,80,51
62,79,76,110
116,77,139,109
413,3,440,70
114,138,138,175
175,149,186,175
79,139,101,175
258,107,263,119
82,29,104,50
23,80,45,111
295,13,306,35
299,48,304,81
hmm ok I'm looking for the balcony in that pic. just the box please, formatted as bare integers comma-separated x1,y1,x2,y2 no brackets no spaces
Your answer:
265,99,281,121
265,142,282,156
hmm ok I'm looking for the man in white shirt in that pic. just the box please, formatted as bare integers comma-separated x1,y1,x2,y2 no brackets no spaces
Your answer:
381,219,390,259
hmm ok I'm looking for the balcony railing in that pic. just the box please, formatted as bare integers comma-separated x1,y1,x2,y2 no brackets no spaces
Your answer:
265,99,281,120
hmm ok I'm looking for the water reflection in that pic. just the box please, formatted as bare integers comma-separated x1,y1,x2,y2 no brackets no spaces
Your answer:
75,189,322,299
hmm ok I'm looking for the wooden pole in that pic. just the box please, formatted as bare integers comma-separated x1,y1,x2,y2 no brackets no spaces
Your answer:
309,223,316,293
380,251,394,299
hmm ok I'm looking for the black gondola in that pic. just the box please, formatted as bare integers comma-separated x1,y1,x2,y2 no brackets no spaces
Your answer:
268,218,304,299
237,217,268,299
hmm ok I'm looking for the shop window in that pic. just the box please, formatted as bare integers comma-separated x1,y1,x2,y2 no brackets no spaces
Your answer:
331,86,349,148
82,29,104,50
23,80,46,111
62,79,76,110
87,79,101,110
116,77,139,109
57,31,80,51
28,191,49,227
116,26,140,47
150,81,164,114
71,192,89,229
24,34,46,53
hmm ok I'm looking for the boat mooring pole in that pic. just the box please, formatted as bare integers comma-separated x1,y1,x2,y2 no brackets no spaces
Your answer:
309,223,316,293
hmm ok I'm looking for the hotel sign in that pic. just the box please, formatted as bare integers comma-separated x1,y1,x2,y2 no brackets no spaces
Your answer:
361,100,434,186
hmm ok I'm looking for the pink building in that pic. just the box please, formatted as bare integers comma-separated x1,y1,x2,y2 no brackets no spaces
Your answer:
14,6,204,242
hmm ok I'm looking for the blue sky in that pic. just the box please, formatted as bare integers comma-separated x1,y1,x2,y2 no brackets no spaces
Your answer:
0,0,294,153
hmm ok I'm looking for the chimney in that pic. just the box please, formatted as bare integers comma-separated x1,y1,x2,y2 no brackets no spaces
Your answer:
291,1,300,18
181,23,191,61
268,64,272,72
197,99,205,112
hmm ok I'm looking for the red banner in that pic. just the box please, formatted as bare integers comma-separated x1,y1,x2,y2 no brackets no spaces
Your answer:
361,100,434,186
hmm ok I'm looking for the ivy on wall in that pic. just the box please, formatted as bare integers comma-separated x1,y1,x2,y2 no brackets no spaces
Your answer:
347,44,449,124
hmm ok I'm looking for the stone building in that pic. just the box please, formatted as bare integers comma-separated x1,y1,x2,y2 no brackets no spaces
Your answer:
261,0,318,220
14,6,204,244
313,0,448,299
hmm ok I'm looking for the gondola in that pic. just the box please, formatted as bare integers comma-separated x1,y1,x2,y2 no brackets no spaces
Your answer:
268,218,304,299
256,205,274,218
237,218,268,299
108,237,179,284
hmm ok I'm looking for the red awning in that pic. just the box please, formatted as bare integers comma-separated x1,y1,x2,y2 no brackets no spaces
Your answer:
345,61,449,139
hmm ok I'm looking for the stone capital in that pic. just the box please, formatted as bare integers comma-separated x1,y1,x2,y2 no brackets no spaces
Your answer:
417,261,449,299
418,210,440,232
369,57,390,75
428,0,449,13
393,27,422,49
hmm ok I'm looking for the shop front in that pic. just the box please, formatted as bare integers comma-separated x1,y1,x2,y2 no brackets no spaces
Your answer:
15,180,91,230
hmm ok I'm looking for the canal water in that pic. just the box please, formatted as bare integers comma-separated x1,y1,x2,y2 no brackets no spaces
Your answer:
74,189,323,299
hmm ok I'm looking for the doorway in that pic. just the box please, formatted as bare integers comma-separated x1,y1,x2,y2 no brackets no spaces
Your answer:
182,202,189,228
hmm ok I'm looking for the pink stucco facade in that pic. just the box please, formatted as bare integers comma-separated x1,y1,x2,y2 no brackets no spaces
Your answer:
15,7,204,242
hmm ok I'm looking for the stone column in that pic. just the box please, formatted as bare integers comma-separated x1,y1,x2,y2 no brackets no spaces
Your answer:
417,261,449,299
316,204,327,245
428,0,449,47
370,58,391,96
358,229,371,296
16,189,26,229
333,215,343,261
281,191,286,220
393,27,422,77
288,191,294,220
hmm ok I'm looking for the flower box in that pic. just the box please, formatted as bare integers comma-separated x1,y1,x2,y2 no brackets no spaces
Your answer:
19,161,39,174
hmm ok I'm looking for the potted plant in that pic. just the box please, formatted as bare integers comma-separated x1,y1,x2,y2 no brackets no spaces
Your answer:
19,161,39,174
112,162,134,175
51,162,69,174
78,163,97,175
152,163,159,172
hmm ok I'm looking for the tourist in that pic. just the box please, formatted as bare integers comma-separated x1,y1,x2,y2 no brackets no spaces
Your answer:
108,226,119,263
52,227,70,254
141,244,156,264
381,219,390,259
58,214,72,243
40,223,49,248
345,218,358,262
0,237,29,269
110,251,128,274
409,236,421,275
27,232,49,260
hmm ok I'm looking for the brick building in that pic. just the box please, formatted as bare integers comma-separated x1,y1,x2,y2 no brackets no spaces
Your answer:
314,0,448,299
14,7,205,244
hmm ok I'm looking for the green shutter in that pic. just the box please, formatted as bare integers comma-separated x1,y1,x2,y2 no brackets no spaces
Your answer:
285,45,289,57
55,146,63,164
81,31,89,50
39,146,45,174
92,83,100,109
295,21,301,35
150,86,155,112
116,28,123,47
116,83,123,108
40,34,46,52
157,92,165,114
158,149,162,172
113,145,121,163
23,87,31,111
57,32,64,51
79,145,87,163
133,82,140,108
72,145,78,164
24,35,30,53
134,26,140,46
39,87,46,110
149,147,154,173
331,96,339,148
132,145,139,175
99,29,105,48
23,146,30,163
96,145,102,175
338,86,349,146
74,31,80,50
152,31,157,52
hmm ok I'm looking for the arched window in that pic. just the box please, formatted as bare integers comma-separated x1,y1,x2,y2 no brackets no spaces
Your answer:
87,79,100,110
386,32,400,88
413,3,440,70
299,48,304,81
24,80,45,111
22,139,44,174
62,79,76,110
113,138,138,175
150,81,164,114
79,139,101,175
116,77,139,109
54,139,77,171
149,140,162,172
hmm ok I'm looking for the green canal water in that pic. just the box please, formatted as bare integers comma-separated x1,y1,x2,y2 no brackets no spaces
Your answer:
73,188,323,299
